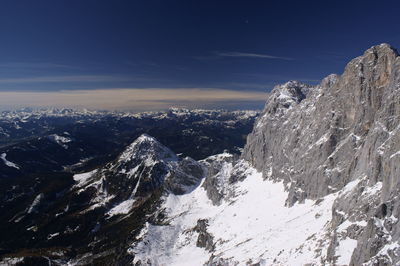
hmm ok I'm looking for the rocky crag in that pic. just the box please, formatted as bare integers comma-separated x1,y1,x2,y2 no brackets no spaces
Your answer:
242,43,400,265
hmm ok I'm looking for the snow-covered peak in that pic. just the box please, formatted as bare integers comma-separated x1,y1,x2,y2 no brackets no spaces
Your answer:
118,134,178,165
73,134,204,217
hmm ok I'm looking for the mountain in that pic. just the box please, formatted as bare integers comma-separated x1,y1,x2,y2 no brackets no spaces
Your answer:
243,43,400,264
1,43,400,265
74,134,204,218
129,43,400,265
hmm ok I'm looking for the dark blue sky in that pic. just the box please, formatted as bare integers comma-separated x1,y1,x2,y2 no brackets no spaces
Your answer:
1,0,400,92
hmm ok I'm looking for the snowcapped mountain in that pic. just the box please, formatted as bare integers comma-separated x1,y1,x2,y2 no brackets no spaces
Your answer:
1,44,400,265
73,134,204,218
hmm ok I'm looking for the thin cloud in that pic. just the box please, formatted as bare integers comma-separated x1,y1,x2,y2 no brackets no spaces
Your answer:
215,52,293,60
194,52,293,61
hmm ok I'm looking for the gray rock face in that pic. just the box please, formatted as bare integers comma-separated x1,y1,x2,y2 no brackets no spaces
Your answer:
165,156,204,194
194,219,214,251
201,153,236,205
242,43,400,265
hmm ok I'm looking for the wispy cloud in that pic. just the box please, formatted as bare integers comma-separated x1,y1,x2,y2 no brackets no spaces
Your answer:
214,52,293,60
194,52,293,61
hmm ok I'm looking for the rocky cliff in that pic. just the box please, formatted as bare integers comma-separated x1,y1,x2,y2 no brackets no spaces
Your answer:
242,43,400,265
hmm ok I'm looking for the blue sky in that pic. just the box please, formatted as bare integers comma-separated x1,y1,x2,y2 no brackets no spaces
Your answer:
0,0,400,109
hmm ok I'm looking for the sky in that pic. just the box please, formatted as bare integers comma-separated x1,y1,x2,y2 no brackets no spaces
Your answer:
1,0,400,111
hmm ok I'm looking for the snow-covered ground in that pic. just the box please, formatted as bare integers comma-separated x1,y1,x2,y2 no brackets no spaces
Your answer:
47,134,72,149
1,152,20,169
129,161,357,265
73,169,98,188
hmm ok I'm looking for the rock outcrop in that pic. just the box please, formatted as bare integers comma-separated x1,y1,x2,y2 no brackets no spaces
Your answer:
242,43,400,265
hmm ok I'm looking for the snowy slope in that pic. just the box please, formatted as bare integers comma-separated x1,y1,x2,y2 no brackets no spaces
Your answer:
130,158,364,265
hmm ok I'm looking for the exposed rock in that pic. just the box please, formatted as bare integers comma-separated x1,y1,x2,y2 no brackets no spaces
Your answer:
194,219,214,251
201,152,235,205
242,43,400,264
165,156,204,194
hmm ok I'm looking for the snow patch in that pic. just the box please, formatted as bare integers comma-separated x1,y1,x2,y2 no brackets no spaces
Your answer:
27,193,44,214
73,170,97,188
107,199,136,217
48,134,72,149
107,169,143,217
390,150,400,159
1,153,20,169
362,182,383,197
47,232,60,240
336,237,358,265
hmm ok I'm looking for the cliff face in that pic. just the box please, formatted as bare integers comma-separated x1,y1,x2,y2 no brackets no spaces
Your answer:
242,43,400,264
